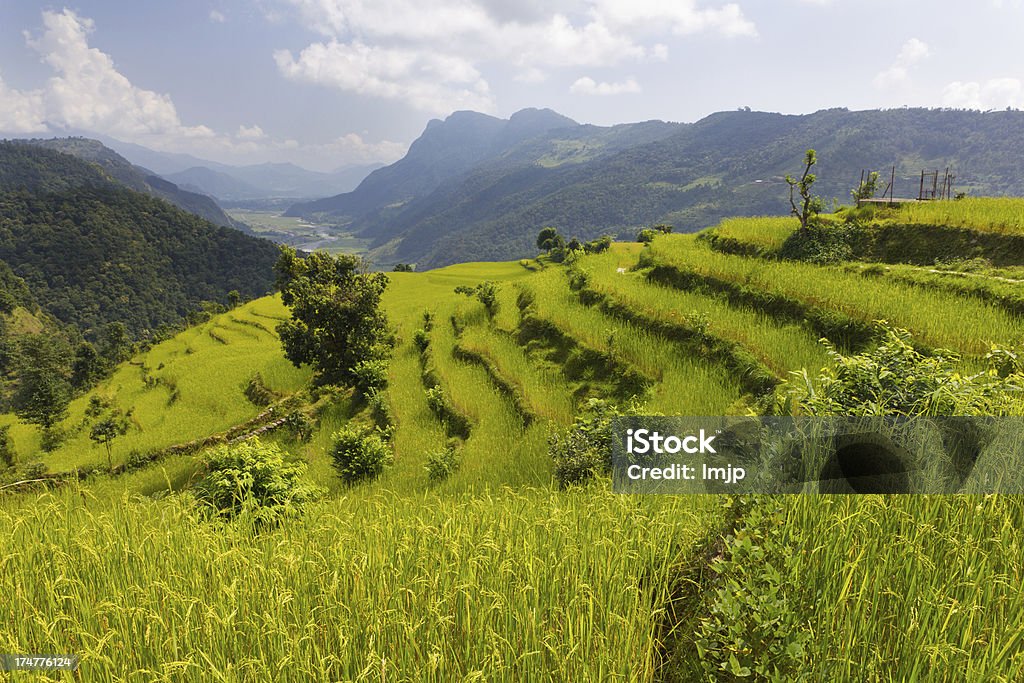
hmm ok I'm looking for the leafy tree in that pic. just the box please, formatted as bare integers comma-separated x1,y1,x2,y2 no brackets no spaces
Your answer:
651,224,674,234
89,408,131,470
11,335,72,431
227,290,242,308
637,228,657,243
100,322,133,365
392,263,414,272
275,246,390,386
0,425,14,469
536,227,564,253
71,341,105,389
851,171,880,202
584,235,613,254
785,149,824,229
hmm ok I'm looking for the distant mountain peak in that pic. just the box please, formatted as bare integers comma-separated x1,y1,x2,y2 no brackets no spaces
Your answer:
508,107,578,128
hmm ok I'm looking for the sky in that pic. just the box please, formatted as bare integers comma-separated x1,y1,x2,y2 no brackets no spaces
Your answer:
1,0,1022,171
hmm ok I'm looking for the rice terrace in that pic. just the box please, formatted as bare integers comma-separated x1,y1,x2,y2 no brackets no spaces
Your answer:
2,186,1023,680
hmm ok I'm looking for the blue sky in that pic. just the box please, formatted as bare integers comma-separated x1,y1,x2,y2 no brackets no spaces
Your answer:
1,1,1022,170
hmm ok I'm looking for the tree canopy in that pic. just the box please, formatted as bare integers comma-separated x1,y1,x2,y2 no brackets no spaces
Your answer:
275,247,390,386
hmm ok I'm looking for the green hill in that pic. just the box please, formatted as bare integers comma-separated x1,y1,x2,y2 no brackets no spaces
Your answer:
0,141,280,336
18,137,244,229
1,201,1023,680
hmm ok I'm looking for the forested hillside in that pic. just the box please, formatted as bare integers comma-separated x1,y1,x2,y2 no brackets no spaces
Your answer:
0,142,280,337
18,138,243,229
289,107,1024,268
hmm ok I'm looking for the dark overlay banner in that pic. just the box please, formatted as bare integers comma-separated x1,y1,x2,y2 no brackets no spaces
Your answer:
611,416,1024,494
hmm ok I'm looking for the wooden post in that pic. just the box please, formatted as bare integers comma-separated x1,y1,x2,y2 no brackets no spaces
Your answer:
932,169,939,200
919,170,925,201
891,166,896,205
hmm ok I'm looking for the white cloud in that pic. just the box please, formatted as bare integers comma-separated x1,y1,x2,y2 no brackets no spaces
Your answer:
24,9,215,141
942,78,1023,110
237,124,267,139
873,38,930,89
1,9,407,168
209,9,227,23
319,133,407,165
569,76,641,95
593,0,756,37
275,0,755,113
274,41,495,114
0,71,46,133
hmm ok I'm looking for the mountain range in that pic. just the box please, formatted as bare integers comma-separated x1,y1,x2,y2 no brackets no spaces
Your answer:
93,137,383,202
285,107,1024,269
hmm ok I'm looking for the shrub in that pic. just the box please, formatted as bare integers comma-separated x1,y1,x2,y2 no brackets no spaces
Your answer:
282,411,314,442
637,228,657,243
366,388,395,430
549,399,646,488
516,287,536,312
425,385,448,417
413,328,430,352
425,444,460,483
779,221,868,264
351,358,389,394
782,322,1022,417
0,425,14,469
331,426,393,485
476,282,498,316
456,282,499,317
695,498,811,680
195,439,322,524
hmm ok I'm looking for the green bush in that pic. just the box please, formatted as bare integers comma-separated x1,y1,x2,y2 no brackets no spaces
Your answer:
351,358,389,394
779,221,868,264
695,498,811,680
195,439,322,524
425,444,460,483
413,328,430,352
782,322,1022,416
549,399,646,488
0,425,14,469
424,385,448,417
637,228,657,243
282,411,314,442
331,426,393,485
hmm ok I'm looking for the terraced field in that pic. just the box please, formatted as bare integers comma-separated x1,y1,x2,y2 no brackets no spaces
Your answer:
2,211,1024,680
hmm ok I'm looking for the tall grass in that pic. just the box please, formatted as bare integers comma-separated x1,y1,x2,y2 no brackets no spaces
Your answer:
709,216,799,252
582,249,831,378
872,197,1024,235
524,267,743,415
458,315,576,426
0,486,720,682
646,235,1023,355
781,494,1024,680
